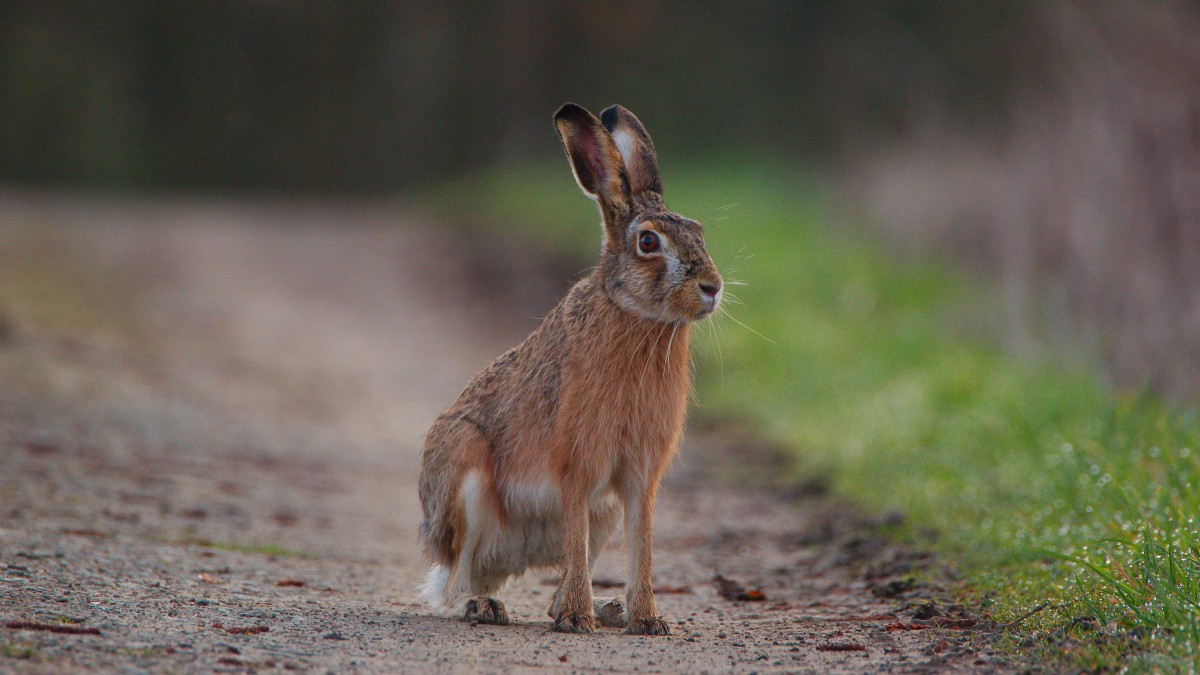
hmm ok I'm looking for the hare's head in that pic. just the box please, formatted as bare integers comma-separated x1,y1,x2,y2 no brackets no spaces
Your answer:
555,103,722,324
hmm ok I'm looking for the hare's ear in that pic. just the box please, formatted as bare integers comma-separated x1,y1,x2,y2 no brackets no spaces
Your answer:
554,103,630,215
600,105,662,197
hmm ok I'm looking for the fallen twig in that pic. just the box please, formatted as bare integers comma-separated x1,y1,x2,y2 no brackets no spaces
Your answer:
1005,602,1050,629
569,578,690,593
888,618,982,631
59,528,107,538
4,621,100,636
226,626,269,635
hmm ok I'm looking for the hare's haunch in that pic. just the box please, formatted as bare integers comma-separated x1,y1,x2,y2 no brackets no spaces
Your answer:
418,103,722,634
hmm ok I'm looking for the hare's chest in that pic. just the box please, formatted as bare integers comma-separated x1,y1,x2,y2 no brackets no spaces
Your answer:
547,318,691,459
561,367,686,453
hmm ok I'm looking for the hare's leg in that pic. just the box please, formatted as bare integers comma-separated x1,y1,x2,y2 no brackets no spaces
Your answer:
547,497,626,627
446,469,511,625
622,478,669,635
590,497,627,627
551,483,596,633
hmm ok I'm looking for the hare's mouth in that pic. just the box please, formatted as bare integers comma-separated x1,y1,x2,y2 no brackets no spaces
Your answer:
695,289,721,319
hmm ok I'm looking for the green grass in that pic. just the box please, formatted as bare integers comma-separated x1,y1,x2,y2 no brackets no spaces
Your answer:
419,161,1200,669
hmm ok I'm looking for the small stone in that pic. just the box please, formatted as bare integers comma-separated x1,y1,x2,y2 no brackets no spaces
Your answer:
322,632,347,640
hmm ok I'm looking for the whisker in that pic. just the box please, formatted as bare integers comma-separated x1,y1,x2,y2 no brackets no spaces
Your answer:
614,316,646,347
706,314,730,394
639,323,671,387
720,289,745,304
718,306,776,345
624,319,658,373
697,315,727,394
664,323,681,372
709,317,726,391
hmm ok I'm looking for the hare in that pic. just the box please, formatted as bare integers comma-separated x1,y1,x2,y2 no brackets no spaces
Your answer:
418,103,722,635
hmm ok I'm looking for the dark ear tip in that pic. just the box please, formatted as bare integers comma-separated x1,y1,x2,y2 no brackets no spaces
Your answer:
554,102,589,124
599,105,620,130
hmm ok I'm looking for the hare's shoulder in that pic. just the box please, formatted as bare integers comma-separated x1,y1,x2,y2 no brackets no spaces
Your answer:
443,287,583,419
510,275,604,358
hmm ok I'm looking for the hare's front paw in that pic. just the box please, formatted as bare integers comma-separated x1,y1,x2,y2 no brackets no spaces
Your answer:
553,609,596,634
627,615,670,636
463,596,508,625
595,598,628,628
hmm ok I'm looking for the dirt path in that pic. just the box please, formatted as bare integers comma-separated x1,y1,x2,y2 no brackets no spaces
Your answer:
0,194,1009,672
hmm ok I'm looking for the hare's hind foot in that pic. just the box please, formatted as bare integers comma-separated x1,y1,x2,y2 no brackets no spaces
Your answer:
547,589,626,629
627,615,670,636
553,609,596,634
595,598,627,628
463,596,509,625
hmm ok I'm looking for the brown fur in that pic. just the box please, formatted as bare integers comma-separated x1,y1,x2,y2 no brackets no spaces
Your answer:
418,103,722,635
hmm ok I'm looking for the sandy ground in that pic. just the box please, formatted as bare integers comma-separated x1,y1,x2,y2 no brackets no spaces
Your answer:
0,193,1014,672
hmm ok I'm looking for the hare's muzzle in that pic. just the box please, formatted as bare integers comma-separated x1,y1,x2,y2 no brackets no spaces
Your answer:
697,279,722,317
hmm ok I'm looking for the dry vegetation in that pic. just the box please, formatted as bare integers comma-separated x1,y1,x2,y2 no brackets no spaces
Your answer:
846,1,1200,400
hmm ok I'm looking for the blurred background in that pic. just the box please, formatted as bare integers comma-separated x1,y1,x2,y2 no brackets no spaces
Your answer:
4,4,1200,667
3,0,1197,399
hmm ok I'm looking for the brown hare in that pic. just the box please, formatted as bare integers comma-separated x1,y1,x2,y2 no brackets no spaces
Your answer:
418,103,722,635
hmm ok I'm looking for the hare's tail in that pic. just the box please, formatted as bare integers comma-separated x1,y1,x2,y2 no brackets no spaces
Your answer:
419,564,450,612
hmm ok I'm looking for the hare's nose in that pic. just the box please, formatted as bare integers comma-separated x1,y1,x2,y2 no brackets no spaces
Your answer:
699,281,721,299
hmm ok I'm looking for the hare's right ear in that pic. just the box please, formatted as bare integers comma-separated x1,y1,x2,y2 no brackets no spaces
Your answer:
600,105,662,198
554,103,631,222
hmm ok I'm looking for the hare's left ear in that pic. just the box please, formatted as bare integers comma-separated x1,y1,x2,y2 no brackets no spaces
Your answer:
600,105,662,197
554,103,630,216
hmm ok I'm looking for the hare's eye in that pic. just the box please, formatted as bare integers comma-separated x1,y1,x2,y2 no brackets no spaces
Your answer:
638,231,660,254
